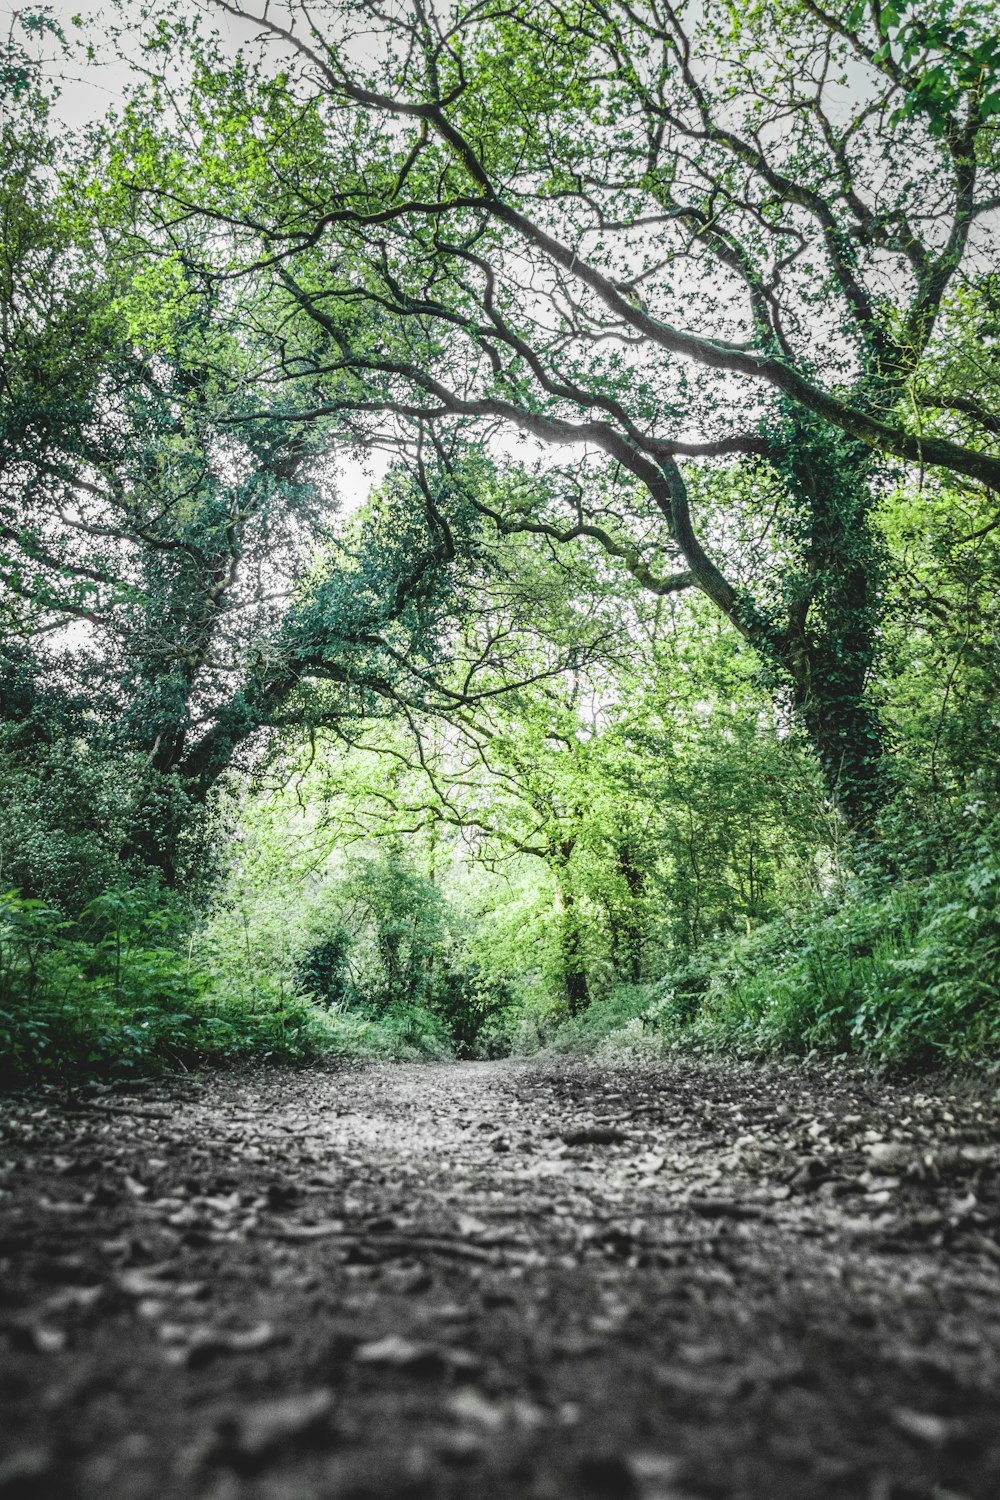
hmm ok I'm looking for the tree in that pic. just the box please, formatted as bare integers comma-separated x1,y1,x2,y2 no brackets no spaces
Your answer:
0,113,330,882
4,98,553,890
115,0,1000,833
263,495,633,1010
881,471,1000,831
1,107,608,901
258,514,824,1014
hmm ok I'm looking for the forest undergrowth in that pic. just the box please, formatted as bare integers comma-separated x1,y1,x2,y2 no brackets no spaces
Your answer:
4,820,999,1085
541,831,1000,1068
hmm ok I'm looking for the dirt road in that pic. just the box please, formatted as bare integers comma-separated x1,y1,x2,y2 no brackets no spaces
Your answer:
2,1057,1000,1499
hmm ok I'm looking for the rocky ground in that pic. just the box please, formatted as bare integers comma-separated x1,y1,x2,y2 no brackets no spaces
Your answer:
2,1057,1000,1499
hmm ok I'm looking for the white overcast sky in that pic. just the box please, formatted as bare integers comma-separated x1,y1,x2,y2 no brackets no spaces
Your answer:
6,2,162,126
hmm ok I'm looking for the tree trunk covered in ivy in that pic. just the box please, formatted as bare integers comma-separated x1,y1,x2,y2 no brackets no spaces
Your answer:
613,842,646,985
761,420,891,836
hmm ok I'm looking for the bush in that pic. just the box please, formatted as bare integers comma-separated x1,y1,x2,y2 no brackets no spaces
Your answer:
0,887,335,1085
517,983,657,1055
530,827,1000,1068
272,854,515,1057
295,929,356,1008
379,1000,454,1060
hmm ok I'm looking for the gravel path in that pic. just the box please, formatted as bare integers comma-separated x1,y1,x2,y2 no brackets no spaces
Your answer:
2,1057,1000,1499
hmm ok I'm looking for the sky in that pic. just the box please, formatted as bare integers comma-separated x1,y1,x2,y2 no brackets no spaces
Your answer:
5,2,159,127
3,1,272,126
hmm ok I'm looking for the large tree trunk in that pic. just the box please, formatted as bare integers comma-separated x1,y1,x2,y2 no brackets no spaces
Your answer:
769,420,891,837
560,902,590,1015
654,421,892,841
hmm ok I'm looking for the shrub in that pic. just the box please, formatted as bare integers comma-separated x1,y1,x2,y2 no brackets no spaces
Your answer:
0,887,334,1085
295,929,356,1008
530,826,1000,1068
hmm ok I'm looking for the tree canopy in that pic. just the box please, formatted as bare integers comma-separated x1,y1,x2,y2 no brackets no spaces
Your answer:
95,0,998,826
0,0,997,1077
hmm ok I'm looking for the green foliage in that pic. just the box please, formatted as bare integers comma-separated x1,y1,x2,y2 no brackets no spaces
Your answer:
874,0,1000,134
0,887,334,1085
2,3,999,1084
880,474,1000,841
554,828,1000,1066
281,852,514,1058
375,1001,455,1062
0,654,214,910
295,930,355,1008
514,982,658,1057
200,830,515,1060
0,9,65,100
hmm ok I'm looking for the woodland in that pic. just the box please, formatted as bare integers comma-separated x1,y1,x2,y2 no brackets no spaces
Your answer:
1,0,999,1081
3,7,1000,1498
